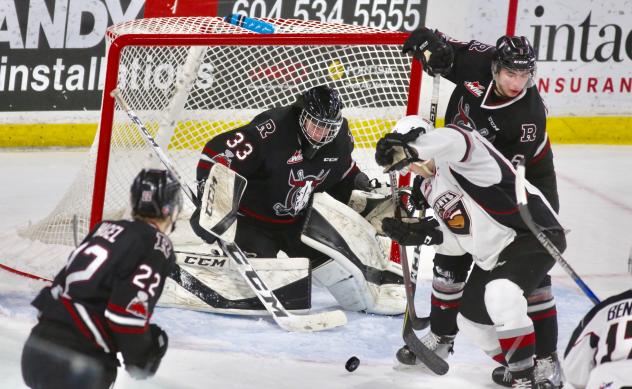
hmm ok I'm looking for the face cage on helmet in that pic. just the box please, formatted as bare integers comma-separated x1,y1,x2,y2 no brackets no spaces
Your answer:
299,109,343,149
492,60,537,89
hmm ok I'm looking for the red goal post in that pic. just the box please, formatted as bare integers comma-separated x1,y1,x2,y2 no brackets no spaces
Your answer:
26,17,422,263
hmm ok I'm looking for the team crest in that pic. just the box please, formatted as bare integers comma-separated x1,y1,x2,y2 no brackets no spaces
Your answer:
432,191,471,235
464,81,485,97
126,290,149,319
287,150,303,164
273,169,329,217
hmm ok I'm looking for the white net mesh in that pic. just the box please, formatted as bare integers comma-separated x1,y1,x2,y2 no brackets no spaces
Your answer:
21,17,418,248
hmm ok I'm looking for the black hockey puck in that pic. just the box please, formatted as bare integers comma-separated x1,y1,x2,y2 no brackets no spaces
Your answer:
345,356,360,372
395,345,417,365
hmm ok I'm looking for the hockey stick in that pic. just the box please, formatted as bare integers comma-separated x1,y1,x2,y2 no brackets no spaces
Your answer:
406,74,442,332
515,161,600,305
390,171,449,375
112,89,346,332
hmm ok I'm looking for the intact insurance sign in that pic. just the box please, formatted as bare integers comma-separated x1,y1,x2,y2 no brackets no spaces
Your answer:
0,0,144,111
516,1,632,115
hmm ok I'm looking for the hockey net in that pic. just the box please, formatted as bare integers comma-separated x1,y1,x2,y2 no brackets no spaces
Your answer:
21,17,421,250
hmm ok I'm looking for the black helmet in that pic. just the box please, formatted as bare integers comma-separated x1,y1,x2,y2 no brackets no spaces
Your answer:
296,85,343,158
131,169,182,220
493,35,536,73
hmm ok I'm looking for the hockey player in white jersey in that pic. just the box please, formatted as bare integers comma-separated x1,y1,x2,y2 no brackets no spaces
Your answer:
563,289,632,388
375,115,566,388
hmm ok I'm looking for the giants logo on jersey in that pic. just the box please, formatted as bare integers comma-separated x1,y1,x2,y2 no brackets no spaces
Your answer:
464,81,485,97
433,191,471,235
273,169,329,217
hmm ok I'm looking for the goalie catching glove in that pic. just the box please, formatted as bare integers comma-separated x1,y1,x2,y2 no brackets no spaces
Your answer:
382,216,443,246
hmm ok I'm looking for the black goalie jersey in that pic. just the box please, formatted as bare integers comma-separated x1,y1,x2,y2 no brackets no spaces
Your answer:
441,37,556,208
31,219,175,361
196,105,360,225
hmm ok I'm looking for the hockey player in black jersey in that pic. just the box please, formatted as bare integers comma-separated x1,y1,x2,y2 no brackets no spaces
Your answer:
21,169,182,389
400,30,563,387
190,85,406,315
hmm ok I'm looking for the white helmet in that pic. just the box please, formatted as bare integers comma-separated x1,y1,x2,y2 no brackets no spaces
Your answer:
392,115,434,136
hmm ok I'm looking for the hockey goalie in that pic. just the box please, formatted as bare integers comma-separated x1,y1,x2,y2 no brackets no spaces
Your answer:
160,85,406,317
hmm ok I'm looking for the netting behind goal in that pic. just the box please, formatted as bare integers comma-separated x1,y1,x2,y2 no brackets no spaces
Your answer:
22,17,421,247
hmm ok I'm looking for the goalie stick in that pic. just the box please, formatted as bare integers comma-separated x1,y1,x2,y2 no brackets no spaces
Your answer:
515,161,600,305
111,88,347,332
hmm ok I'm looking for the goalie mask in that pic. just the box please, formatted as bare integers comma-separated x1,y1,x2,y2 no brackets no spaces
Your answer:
296,85,344,159
131,169,182,223
492,35,537,88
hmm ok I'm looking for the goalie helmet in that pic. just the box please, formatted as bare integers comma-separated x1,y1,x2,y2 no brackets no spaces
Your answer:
131,169,182,220
296,85,344,159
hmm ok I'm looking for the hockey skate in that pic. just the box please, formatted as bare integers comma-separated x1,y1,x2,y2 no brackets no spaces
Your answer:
511,367,537,389
492,352,564,388
395,331,455,365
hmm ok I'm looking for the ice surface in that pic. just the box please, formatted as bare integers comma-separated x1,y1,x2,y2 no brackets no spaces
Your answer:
1,146,631,388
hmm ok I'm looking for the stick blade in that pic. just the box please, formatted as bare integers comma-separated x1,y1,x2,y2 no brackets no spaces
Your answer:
403,331,449,375
276,310,347,332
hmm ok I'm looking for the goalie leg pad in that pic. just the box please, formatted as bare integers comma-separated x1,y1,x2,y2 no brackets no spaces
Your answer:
302,193,406,315
160,247,311,315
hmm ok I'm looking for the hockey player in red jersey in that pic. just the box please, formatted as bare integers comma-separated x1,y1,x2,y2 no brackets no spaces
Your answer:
400,28,563,387
21,169,182,389
563,289,632,388
190,85,406,315
376,115,565,388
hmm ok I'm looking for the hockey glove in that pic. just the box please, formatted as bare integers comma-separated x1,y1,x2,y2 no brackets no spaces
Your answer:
126,324,169,380
403,28,454,77
375,130,422,173
381,216,443,246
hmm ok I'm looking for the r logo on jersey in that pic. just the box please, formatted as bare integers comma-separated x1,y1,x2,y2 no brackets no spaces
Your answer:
433,191,471,235
126,290,149,319
464,81,485,97
520,124,537,142
256,119,276,139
